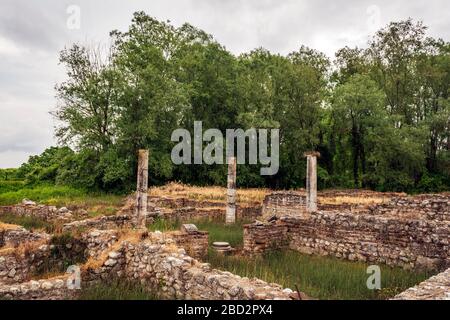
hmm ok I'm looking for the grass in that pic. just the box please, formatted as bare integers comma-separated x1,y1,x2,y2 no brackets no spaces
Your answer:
319,196,390,205
0,184,125,217
147,216,432,300
148,217,249,248
78,279,160,300
0,213,54,232
207,250,433,300
149,182,268,205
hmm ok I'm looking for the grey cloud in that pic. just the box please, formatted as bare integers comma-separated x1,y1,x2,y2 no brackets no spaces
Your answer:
0,0,449,168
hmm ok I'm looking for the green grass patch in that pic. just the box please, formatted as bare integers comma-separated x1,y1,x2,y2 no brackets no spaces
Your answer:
148,218,249,248
193,219,249,248
0,185,125,217
79,279,160,300
0,213,54,232
207,250,432,300
0,185,85,205
148,218,182,232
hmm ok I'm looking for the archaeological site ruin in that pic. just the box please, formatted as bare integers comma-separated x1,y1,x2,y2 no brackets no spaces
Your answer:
0,151,448,300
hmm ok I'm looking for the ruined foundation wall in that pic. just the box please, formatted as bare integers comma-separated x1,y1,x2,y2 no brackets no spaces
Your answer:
0,203,74,222
82,233,295,300
0,229,118,285
0,226,50,248
168,230,209,259
285,213,449,271
371,195,450,221
0,275,78,300
262,192,307,217
243,223,290,255
62,215,132,233
245,193,450,271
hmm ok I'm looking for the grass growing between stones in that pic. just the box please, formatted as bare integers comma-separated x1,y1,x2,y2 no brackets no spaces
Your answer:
78,280,160,300
0,213,54,232
207,250,433,300
148,218,249,248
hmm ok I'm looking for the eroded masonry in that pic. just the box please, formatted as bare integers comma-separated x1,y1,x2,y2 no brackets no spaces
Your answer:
0,182,449,299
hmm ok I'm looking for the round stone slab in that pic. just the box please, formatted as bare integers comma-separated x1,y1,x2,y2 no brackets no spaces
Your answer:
212,242,230,248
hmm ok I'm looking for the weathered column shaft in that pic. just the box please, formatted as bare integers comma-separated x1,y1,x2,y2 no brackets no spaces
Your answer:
226,157,237,224
305,153,318,212
135,149,149,229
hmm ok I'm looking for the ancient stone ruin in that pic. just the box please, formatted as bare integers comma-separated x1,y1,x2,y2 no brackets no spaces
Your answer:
0,199,297,300
0,152,448,300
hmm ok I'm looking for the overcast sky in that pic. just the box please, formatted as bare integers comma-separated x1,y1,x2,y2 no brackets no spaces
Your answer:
0,0,449,168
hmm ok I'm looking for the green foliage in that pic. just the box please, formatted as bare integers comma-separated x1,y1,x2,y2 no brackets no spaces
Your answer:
11,13,447,193
0,180,25,194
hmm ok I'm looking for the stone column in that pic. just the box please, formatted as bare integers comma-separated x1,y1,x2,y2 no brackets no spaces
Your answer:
304,151,320,212
226,157,237,224
135,149,149,229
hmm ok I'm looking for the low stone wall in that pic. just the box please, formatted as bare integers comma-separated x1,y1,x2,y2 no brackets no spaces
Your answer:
62,215,132,233
0,243,51,284
0,275,77,300
371,195,450,221
82,232,296,300
168,227,209,260
262,192,306,217
243,222,290,255
392,267,450,300
118,195,262,222
0,201,74,222
0,226,50,248
250,192,450,271
81,229,119,259
244,213,450,271
0,229,119,285
158,206,261,222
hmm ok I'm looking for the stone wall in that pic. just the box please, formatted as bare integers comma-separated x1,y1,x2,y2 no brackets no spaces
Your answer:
0,275,77,300
370,195,450,221
0,200,74,222
262,192,306,218
244,211,449,271
0,243,52,284
243,222,290,255
168,227,209,259
82,232,297,300
62,215,132,233
0,226,50,248
0,229,118,285
392,267,450,300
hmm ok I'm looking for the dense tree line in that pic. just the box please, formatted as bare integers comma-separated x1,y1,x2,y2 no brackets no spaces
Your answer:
15,13,450,193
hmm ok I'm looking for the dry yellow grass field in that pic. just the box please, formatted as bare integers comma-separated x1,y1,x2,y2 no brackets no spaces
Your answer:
148,182,268,205
319,196,390,205
148,182,392,207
